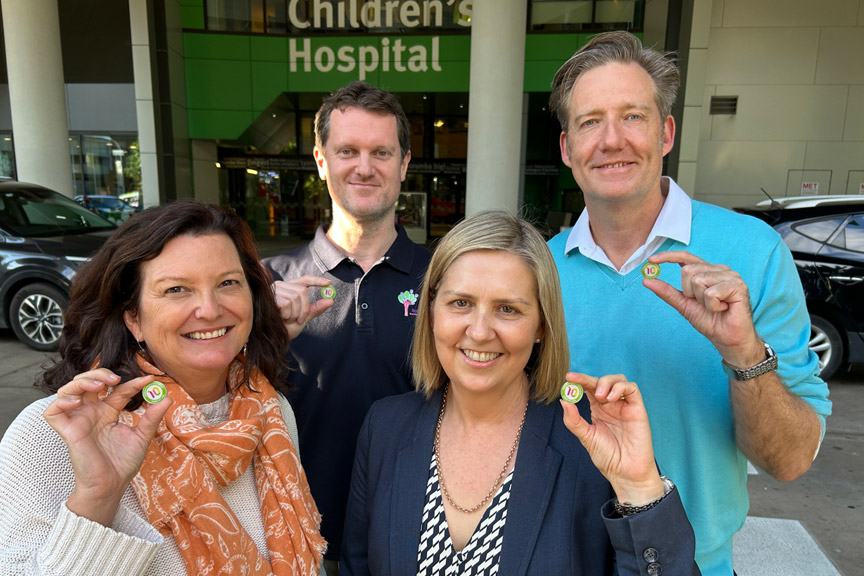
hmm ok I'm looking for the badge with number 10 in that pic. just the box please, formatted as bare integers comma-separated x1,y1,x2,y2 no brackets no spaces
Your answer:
560,382,584,403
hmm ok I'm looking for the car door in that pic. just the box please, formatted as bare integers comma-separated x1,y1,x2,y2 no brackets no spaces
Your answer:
814,214,864,363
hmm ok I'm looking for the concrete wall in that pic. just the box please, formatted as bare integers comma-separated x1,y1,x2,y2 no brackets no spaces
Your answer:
0,83,137,133
682,0,864,207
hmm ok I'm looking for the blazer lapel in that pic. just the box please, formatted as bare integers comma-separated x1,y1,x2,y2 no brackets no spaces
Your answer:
389,390,442,574
498,401,563,576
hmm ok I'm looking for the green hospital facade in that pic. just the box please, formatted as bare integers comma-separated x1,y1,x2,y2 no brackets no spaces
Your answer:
179,1,609,243
2,0,862,245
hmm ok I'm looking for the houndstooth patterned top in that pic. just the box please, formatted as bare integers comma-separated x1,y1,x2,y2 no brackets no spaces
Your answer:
416,453,514,576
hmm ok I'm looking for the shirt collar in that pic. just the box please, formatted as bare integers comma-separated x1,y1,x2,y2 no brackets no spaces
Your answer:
564,176,692,261
311,223,415,274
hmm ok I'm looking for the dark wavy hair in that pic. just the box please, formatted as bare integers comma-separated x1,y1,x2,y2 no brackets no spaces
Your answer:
38,201,290,410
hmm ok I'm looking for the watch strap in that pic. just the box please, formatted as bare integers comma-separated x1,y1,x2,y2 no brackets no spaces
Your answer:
721,342,778,381
613,476,675,517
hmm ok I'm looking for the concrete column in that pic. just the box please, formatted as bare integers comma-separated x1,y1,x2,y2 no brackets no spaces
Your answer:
129,0,160,207
1,0,74,196
464,0,528,216
192,140,219,205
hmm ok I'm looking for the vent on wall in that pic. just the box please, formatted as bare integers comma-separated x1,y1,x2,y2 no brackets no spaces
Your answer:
710,96,738,115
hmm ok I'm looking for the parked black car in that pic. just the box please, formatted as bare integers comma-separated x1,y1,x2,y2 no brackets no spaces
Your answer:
736,195,864,380
0,181,115,350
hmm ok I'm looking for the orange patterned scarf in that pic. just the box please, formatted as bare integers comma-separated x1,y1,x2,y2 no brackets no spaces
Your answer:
121,355,326,575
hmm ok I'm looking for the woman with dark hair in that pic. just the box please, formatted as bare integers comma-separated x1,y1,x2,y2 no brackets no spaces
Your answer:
0,201,326,575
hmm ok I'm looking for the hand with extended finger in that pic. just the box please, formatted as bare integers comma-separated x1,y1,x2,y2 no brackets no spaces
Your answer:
643,250,763,363
560,372,666,506
42,369,173,526
273,276,336,340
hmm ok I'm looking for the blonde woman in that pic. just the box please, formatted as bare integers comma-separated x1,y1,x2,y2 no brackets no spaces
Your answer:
341,211,700,576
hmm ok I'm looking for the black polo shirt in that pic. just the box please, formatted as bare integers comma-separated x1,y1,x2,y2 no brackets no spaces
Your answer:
263,224,430,560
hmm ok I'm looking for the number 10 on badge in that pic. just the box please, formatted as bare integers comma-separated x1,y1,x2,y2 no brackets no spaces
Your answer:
143,381,167,404
560,382,584,403
641,262,660,279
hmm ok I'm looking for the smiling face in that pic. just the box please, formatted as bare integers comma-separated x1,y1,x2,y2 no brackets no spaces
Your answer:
559,62,675,208
314,106,410,225
432,250,543,397
124,233,253,403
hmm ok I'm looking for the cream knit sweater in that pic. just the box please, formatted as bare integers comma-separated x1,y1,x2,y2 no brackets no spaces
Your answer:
0,393,301,576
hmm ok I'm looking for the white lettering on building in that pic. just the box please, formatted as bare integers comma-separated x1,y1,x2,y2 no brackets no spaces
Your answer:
287,0,470,31
290,37,441,80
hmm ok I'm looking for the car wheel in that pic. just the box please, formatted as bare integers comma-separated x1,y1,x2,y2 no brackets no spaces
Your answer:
809,314,844,381
9,283,67,351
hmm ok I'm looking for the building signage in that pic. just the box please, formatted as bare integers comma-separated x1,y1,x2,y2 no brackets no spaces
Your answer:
291,37,442,81
801,181,819,195
286,0,471,81
221,157,317,171
287,0,472,31
409,161,466,175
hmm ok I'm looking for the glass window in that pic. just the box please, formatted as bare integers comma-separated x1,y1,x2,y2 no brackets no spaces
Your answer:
830,215,864,253
0,135,15,179
794,217,846,243
206,0,261,32
0,186,114,237
429,174,464,237
207,0,472,34
396,191,426,231
300,115,316,156
433,117,467,159
266,0,288,33
69,135,141,199
529,0,645,33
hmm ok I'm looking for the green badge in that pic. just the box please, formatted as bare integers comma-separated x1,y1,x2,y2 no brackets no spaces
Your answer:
641,262,661,279
560,381,584,403
142,381,167,404
320,285,336,299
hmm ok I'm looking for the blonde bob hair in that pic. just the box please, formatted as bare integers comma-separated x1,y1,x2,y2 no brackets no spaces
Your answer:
412,210,569,404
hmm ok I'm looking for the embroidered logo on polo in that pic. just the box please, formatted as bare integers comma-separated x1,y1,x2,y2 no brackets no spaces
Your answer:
397,289,419,316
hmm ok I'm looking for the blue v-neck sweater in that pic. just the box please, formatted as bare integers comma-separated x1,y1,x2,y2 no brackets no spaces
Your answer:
549,199,831,576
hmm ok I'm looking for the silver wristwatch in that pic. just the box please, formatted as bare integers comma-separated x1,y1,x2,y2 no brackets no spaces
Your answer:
721,342,778,381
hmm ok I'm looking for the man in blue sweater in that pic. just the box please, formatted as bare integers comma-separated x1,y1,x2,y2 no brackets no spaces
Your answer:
547,31,831,575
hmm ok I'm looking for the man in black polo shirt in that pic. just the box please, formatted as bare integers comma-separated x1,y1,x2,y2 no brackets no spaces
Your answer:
263,82,430,573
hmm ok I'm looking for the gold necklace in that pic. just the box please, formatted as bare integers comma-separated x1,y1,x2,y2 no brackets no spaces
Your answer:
433,385,529,514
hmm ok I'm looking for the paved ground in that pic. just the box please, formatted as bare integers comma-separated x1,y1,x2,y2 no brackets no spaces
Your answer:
0,329,860,574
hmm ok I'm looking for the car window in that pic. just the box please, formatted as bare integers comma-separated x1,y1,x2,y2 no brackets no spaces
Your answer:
85,196,131,210
0,188,115,236
793,217,846,243
828,215,864,253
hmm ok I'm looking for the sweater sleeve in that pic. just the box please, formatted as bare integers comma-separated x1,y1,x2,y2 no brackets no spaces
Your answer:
0,397,163,575
752,237,832,434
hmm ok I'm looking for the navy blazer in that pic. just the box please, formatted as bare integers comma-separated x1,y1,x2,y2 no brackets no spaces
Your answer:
341,390,701,576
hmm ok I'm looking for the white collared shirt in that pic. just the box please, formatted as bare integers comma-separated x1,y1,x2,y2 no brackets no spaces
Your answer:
564,177,692,275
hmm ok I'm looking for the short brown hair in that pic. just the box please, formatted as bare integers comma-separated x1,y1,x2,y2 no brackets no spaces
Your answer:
549,31,680,131
314,81,411,160
412,211,569,404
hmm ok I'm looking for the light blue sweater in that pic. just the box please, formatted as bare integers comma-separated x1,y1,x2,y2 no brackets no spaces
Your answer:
549,199,831,576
